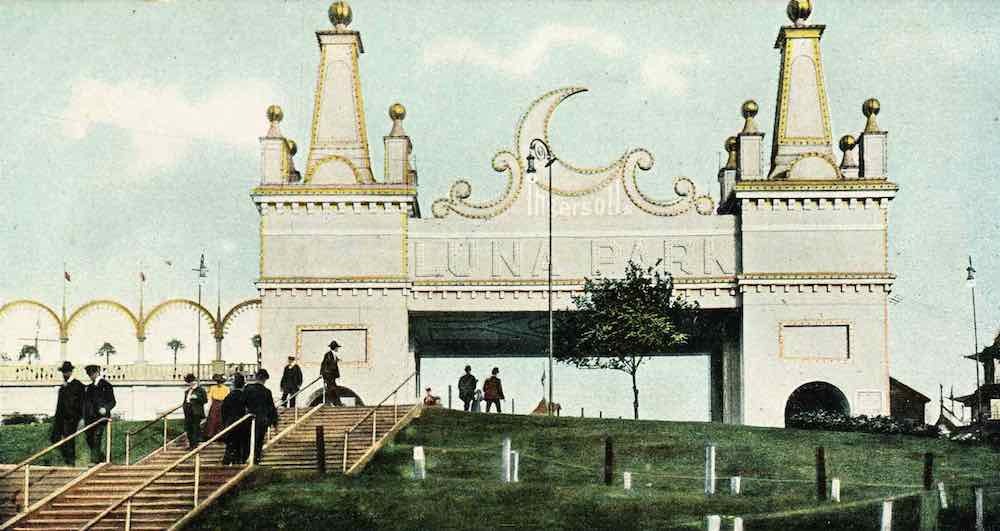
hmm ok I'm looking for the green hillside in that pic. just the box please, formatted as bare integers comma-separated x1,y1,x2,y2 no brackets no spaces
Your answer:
187,409,1000,530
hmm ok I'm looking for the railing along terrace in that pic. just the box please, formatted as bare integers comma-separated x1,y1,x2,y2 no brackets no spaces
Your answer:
0,417,112,517
80,413,257,530
264,376,325,447
0,362,260,383
124,403,185,466
342,372,416,472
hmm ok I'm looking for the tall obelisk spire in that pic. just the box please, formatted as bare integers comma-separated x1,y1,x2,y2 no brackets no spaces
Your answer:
769,0,838,180
304,2,376,184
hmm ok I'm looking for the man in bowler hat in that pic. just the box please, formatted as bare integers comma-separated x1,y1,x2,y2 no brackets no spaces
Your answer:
182,373,208,449
51,361,85,464
83,365,116,463
320,340,343,406
244,369,278,464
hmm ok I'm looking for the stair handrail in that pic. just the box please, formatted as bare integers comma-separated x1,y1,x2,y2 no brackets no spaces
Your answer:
263,375,325,447
124,402,184,465
0,417,111,480
79,413,257,531
342,372,416,472
0,417,112,515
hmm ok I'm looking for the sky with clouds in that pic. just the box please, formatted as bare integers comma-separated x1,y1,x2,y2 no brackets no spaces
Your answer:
1,1,999,417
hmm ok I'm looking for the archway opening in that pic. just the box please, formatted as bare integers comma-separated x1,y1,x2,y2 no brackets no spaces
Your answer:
784,381,850,424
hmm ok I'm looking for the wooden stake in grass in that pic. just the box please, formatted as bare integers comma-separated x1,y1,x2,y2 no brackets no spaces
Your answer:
923,453,934,490
315,426,326,474
880,500,893,531
511,451,519,483
733,517,744,531
705,514,721,531
704,444,716,495
975,487,984,531
815,447,827,501
502,436,512,483
729,476,741,495
413,446,426,480
830,478,841,502
937,482,948,509
623,471,632,491
604,437,614,486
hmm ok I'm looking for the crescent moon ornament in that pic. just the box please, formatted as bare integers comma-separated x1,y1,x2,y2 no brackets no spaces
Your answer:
433,86,714,219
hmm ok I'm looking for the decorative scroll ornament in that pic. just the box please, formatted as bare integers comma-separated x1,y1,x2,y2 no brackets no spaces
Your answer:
432,86,715,219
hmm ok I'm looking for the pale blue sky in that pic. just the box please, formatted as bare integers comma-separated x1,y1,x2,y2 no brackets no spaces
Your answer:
1,1,998,416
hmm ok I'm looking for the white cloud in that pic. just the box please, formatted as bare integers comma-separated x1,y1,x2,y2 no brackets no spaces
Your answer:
639,50,704,96
422,24,625,78
61,78,282,173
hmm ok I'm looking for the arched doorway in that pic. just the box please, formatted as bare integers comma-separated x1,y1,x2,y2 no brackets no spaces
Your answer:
784,381,850,424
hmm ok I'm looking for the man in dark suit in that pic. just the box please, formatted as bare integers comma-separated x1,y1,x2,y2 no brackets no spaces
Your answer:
320,340,343,406
244,369,278,464
222,372,250,465
51,361,85,465
182,373,208,449
279,355,303,408
83,365,116,463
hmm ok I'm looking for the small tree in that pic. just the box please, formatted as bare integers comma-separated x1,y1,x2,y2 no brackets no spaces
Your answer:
167,338,185,370
18,345,40,365
555,260,704,420
96,342,116,367
251,334,262,368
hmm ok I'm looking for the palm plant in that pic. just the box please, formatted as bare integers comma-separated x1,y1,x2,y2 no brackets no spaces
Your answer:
96,342,116,366
167,338,185,370
251,334,262,369
18,344,39,365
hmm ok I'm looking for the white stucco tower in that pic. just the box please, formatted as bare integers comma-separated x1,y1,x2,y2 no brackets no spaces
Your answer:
251,1,420,403
725,0,897,425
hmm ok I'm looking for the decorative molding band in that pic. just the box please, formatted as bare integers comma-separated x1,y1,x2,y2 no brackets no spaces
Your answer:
252,186,416,196
739,196,891,212
734,180,897,192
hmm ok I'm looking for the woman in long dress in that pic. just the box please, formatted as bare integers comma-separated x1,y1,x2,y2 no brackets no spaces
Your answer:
203,373,230,439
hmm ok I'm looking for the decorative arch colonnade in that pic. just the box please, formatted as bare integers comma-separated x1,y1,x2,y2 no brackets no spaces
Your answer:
0,298,261,364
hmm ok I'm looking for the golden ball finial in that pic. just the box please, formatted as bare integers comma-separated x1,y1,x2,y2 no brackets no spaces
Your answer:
862,98,881,118
266,104,283,124
725,136,738,152
741,100,759,119
389,102,406,121
286,139,298,156
786,0,812,23
329,1,352,28
839,134,857,152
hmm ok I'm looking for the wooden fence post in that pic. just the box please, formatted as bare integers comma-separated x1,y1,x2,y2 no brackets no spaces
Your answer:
623,471,632,491
975,487,984,531
502,436,511,483
923,453,934,490
733,516,744,531
830,478,841,502
704,444,716,495
604,437,614,486
315,426,326,474
880,500,893,531
413,446,426,480
816,447,827,501
511,451,519,483
937,482,948,509
730,476,741,495
705,515,721,531
448,385,452,409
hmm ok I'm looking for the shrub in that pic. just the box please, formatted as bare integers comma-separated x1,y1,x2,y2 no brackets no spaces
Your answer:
2,412,42,425
788,410,939,437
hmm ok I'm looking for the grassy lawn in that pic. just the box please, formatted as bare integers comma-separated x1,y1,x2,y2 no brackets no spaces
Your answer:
186,409,1000,530
0,419,185,466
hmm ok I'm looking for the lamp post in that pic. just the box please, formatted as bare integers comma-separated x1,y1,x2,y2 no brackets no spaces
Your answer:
526,138,556,415
967,256,983,428
192,254,209,383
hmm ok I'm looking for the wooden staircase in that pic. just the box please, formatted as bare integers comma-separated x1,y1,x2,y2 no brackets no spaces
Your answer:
0,467,85,524
3,404,420,530
263,404,420,472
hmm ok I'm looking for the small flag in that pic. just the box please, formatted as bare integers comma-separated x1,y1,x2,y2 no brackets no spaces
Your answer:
541,370,546,386
140,271,146,282
64,271,71,282
164,260,173,267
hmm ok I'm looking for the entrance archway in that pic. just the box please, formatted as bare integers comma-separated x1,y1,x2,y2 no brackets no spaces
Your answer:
784,381,850,424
